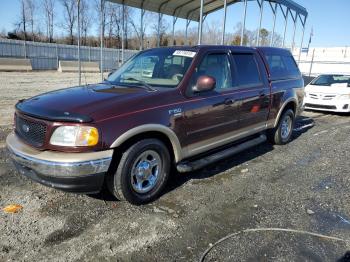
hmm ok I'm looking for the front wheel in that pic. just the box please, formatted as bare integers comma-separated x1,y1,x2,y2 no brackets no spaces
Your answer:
268,109,295,145
107,139,171,205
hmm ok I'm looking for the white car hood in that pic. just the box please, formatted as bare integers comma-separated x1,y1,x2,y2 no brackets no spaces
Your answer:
305,83,350,95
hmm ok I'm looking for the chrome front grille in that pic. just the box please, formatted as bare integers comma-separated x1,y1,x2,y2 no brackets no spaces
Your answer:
15,115,47,147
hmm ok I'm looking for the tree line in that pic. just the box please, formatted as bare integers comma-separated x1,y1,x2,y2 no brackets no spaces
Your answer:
0,0,283,50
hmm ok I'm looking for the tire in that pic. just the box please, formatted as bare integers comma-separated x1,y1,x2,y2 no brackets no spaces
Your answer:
107,139,171,205
268,109,295,145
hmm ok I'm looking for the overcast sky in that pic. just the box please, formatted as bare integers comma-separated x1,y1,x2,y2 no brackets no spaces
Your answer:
0,0,349,47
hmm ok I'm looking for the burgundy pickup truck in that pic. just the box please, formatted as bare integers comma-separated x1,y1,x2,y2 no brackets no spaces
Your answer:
6,46,304,204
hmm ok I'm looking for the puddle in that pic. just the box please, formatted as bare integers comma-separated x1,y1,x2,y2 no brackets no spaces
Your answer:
312,176,336,191
311,209,350,234
296,149,321,166
152,198,185,217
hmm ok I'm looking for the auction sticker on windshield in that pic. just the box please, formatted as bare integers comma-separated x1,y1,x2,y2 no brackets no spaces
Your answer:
173,50,196,58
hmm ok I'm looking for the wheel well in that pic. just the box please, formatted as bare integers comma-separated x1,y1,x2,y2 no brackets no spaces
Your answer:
274,101,296,128
112,131,175,163
283,101,296,114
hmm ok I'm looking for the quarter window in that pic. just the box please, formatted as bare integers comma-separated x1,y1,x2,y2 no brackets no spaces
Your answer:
265,54,300,79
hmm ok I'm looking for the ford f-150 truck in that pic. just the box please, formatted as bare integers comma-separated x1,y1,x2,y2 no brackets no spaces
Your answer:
6,46,304,205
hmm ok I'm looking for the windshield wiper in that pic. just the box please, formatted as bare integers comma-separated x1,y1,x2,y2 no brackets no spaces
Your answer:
122,77,157,92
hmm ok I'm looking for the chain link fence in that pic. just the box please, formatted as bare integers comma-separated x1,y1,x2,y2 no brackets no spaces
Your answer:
0,38,138,71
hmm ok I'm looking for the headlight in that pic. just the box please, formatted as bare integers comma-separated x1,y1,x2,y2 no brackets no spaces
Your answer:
50,126,99,147
339,94,350,100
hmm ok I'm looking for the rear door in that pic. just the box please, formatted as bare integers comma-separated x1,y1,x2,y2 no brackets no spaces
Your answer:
231,51,270,132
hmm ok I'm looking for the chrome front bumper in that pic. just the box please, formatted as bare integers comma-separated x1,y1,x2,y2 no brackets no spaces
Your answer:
6,133,113,193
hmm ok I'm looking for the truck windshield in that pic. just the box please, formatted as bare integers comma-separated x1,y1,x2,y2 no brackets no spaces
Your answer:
107,49,196,89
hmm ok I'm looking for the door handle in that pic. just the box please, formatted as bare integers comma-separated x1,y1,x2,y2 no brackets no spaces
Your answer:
224,98,235,105
259,91,266,97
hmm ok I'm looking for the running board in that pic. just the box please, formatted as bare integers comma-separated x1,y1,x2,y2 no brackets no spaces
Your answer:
176,134,267,173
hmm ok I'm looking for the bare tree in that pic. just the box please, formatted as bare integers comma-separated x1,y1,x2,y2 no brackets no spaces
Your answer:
60,0,77,45
43,0,55,42
25,0,36,41
151,15,168,46
203,20,221,45
129,11,155,49
105,3,120,48
123,5,132,49
16,0,28,40
95,0,106,46
79,0,91,45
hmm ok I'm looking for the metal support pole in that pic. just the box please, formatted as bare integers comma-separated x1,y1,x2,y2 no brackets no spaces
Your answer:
23,40,27,58
100,0,104,81
121,2,125,63
198,0,204,45
172,16,178,46
282,8,289,48
140,2,145,50
309,48,315,77
345,46,347,58
221,0,227,45
241,0,248,46
185,18,191,45
256,0,264,46
298,15,307,63
269,2,277,46
56,43,59,69
291,12,298,51
77,0,81,85
89,46,91,62
157,13,162,47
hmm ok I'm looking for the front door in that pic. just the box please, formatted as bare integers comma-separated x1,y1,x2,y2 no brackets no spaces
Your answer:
182,51,242,157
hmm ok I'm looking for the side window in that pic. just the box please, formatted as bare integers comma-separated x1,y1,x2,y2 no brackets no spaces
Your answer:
282,55,300,77
232,53,262,87
196,53,233,91
265,54,300,79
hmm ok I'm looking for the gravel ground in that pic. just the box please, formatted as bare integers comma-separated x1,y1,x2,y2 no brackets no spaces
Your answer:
0,72,101,127
1,72,350,261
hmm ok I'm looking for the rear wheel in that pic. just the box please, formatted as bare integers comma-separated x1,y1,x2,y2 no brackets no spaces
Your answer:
107,139,170,205
268,109,295,145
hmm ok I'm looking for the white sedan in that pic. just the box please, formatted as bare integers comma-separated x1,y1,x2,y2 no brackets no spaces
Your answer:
304,74,350,113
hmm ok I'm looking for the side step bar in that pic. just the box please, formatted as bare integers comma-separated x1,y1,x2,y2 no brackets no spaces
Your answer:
176,134,267,173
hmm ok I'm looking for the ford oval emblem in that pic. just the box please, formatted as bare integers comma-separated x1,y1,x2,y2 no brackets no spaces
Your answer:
22,124,30,133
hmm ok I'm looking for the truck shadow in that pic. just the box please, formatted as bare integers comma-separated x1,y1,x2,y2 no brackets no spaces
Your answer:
165,115,315,194
91,115,315,202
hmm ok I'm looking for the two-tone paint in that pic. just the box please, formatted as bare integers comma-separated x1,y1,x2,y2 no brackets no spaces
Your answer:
7,45,304,193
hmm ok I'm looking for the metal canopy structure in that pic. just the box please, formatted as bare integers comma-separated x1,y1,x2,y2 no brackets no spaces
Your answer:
107,0,307,21
76,0,308,82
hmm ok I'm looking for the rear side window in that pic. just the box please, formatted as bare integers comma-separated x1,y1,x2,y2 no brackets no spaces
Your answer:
265,54,300,80
282,56,300,77
232,54,262,87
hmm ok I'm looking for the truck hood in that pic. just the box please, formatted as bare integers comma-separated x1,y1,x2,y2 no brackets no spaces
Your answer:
305,83,350,95
16,83,151,123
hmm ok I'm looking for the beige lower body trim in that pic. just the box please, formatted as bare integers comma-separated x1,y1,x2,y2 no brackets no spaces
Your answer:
183,124,267,159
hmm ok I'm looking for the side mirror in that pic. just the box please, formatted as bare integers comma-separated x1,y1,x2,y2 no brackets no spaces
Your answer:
193,75,216,92
107,70,115,78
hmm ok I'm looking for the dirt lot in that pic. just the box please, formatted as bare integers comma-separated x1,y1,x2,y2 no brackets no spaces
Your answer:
1,72,350,261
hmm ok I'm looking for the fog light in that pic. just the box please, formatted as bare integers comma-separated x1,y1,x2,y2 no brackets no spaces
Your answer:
343,104,349,109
